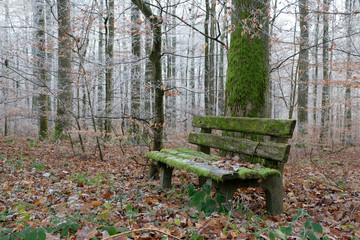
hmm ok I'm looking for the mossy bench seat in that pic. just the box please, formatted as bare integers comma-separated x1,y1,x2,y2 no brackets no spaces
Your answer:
147,116,296,215
146,148,281,182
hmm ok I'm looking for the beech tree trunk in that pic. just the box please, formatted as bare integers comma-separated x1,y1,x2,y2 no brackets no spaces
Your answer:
320,0,330,144
104,0,114,135
297,0,309,136
55,0,73,139
34,0,49,140
130,4,141,140
344,0,354,145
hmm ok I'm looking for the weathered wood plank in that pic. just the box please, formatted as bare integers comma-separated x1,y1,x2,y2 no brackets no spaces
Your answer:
161,148,221,162
188,132,291,162
146,151,281,181
192,116,296,138
146,151,235,181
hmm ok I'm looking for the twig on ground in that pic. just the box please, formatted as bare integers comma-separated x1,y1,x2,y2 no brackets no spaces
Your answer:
102,227,181,240
130,156,151,167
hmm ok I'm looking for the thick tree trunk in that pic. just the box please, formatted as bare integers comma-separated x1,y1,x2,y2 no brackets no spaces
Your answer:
225,0,269,118
55,0,73,139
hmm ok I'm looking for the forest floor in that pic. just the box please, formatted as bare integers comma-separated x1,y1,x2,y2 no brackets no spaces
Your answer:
0,136,359,240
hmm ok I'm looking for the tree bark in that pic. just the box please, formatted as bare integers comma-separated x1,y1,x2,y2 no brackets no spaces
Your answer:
224,0,269,118
131,0,164,177
104,0,114,135
297,0,309,136
130,4,141,140
55,0,73,139
34,0,49,140
320,0,330,145
344,0,354,145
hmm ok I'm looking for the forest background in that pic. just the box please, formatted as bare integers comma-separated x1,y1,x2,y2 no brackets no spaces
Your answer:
0,0,360,239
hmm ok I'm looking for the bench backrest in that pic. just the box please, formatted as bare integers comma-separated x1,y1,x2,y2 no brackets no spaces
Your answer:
188,116,296,169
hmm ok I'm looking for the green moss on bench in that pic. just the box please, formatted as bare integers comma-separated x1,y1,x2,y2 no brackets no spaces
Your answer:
146,151,227,182
161,148,221,162
192,116,296,138
147,150,281,181
255,167,281,178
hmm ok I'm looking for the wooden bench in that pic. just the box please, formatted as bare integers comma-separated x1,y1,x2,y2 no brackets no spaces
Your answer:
146,116,296,215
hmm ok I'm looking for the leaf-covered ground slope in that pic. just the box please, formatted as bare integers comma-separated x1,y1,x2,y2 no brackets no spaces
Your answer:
0,137,359,239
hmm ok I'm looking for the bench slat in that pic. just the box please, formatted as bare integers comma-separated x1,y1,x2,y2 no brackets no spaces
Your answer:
146,150,281,181
188,132,290,162
146,151,235,181
161,148,221,162
193,116,296,138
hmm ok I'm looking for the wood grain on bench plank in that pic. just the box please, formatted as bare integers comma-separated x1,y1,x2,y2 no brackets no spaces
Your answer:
188,132,291,162
146,150,281,181
193,116,296,138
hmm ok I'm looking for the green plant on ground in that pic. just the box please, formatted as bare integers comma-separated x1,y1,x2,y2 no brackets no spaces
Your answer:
70,173,89,184
187,228,206,240
53,217,80,238
12,202,31,224
265,208,329,240
0,226,52,240
187,184,227,215
30,160,45,171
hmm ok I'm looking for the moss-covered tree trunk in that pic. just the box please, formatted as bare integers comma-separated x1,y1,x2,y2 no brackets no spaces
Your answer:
224,0,269,118
54,0,72,139
151,25,164,152
131,0,164,178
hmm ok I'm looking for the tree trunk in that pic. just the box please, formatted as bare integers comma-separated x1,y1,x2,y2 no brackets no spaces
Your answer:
313,1,320,135
104,0,114,135
130,4,141,140
55,0,73,139
144,21,153,121
204,0,214,115
34,0,49,140
320,0,330,145
297,0,309,136
344,0,354,145
225,0,269,118
131,0,164,177
97,0,104,131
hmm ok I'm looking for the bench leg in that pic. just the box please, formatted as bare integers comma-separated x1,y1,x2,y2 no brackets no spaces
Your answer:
159,163,173,189
208,180,239,209
263,176,283,215
198,176,207,186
